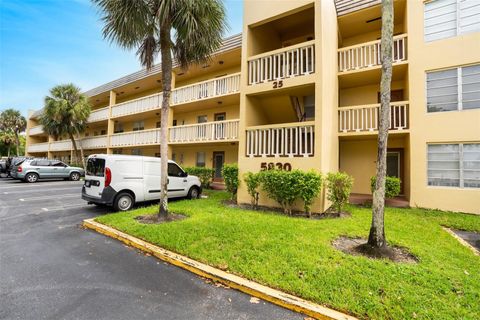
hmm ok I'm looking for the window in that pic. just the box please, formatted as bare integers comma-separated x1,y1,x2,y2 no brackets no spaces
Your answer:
427,143,480,188
51,161,66,167
172,120,177,126
427,64,480,112
197,115,208,123
131,149,142,155
168,163,185,177
424,0,480,42
86,158,105,177
36,160,50,166
196,152,205,167
132,121,144,131
114,122,123,134
155,153,160,158
101,129,107,135
113,149,123,155
172,153,176,162
156,121,161,128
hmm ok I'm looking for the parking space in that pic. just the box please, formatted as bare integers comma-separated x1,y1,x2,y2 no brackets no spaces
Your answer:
0,178,302,320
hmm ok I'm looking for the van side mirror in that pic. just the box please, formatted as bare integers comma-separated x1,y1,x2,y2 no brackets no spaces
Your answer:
182,172,188,177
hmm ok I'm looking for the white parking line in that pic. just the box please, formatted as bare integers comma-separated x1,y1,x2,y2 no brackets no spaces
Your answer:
3,186,82,195
17,193,80,202
0,181,83,190
0,203,87,221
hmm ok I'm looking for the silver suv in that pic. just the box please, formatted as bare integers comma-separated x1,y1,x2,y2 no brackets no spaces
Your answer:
13,159,85,183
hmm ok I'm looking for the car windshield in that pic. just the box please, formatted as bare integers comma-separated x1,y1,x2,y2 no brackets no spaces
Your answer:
86,158,105,177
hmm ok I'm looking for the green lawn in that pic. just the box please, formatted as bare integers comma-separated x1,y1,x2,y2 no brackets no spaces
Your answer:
95,191,480,320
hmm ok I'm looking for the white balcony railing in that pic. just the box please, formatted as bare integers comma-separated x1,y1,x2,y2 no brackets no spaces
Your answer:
338,34,407,72
111,93,162,118
110,128,161,147
27,142,49,153
172,73,241,105
80,136,108,149
29,125,44,135
88,107,109,122
246,121,315,158
338,102,409,133
169,119,239,143
50,140,73,151
248,40,315,85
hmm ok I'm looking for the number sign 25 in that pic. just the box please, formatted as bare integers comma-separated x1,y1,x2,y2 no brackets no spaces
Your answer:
272,80,283,89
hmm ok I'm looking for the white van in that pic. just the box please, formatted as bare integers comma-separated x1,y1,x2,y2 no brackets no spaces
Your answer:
82,154,202,211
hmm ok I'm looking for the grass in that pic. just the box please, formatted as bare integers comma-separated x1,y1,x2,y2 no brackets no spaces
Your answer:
95,191,480,319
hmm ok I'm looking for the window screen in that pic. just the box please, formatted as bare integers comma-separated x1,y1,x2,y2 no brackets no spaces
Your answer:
428,143,480,188
461,64,480,110
196,152,205,167
424,0,480,42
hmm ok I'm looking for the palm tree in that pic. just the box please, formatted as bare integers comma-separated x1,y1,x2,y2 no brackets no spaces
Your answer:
368,0,394,249
0,129,16,157
40,84,91,168
93,0,227,220
0,109,26,156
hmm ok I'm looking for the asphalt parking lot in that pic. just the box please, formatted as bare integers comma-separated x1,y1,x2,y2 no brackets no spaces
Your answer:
0,178,302,320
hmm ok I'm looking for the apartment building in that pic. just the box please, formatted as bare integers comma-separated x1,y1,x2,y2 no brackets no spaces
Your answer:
25,0,480,214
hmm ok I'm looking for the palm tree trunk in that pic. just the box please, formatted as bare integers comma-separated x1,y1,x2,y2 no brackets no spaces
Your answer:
14,132,20,156
368,0,394,248
69,133,81,167
7,145,10,157
158,23,172,220
75,130,86,169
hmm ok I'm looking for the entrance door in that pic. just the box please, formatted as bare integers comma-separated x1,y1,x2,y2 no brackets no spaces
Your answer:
213,152,225,179
387,150,404,194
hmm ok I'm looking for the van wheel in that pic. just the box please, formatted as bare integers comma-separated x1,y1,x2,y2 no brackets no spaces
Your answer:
70,172,81,181
25,173,39,183
187,186,200,199
114,192,134,211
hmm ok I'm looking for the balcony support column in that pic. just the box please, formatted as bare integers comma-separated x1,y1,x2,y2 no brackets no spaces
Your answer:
106,90,117,154
47,136,54,159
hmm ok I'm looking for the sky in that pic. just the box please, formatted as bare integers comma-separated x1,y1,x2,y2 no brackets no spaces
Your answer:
0,0,243,117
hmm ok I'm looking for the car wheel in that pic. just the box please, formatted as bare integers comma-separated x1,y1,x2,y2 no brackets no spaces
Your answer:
114,192,134,212
25,173,39,183
187,186,200,199
70,172,81,181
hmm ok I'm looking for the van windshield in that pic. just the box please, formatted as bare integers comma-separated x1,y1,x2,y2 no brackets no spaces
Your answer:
86,158,105,177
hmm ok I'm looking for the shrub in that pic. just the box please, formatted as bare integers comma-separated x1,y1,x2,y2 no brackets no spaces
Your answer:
261,170,302,215
184,166,214,188
222,163,239,201
243,172,262,209
297,171,323,217
325,172,354,213
370,176,401,199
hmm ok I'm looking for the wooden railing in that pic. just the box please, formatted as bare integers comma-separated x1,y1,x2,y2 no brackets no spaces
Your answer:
88,107,109,122
80,136,108,149
247,40,315,85
50,140,72,151
110,128,161,147
338,102,409,133
27,142,49,153
111,93,162,118
338,34,407,72
169,119,239,143
29,125,44,135
172,73,240,105
246,121,315,157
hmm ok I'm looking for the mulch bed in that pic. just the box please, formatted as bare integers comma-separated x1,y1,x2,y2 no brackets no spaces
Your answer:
135,213,187,224
223,200,351,220
332,236,418,263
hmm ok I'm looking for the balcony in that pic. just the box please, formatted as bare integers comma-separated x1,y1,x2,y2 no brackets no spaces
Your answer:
338,34,407,73
246,121,315,158
172,73,240,105
247,41,315,85
29,125,44,136
110,128,161,147
169,119,239,144
50,140,72,152
88,107,109,122
338,101,409,134
112,93,162,118
80,136,108,149
27,142,49,153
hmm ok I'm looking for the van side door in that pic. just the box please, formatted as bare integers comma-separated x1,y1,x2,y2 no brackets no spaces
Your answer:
167,163,188,198
143,159,161,201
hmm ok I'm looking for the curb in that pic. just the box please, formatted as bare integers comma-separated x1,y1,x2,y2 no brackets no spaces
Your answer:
443,227,480,256
83,218,357,320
